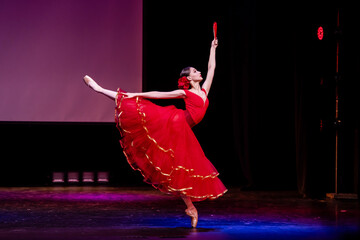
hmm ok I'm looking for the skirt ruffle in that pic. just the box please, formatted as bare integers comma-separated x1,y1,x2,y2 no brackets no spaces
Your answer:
115,89,227,202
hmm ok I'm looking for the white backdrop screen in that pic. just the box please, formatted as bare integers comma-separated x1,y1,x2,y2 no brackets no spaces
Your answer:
0,0,142,122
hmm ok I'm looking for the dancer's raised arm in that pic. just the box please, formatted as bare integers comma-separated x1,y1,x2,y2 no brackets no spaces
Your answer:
201,39,218,95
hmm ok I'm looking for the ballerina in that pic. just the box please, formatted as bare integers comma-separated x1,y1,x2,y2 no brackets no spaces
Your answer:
84,38,227,228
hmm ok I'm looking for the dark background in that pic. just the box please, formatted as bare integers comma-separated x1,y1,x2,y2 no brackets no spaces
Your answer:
1,0,359,198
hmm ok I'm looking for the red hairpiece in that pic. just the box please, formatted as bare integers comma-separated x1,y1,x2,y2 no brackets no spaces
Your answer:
178,76,190,89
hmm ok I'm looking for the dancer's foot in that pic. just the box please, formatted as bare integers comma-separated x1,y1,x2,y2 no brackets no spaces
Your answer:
83,75,102,92
185,207,198,228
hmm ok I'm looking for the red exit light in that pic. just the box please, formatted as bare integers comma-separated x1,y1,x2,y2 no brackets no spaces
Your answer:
317,26,324,40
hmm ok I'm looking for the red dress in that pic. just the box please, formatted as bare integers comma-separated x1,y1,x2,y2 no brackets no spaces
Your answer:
115,88,227,202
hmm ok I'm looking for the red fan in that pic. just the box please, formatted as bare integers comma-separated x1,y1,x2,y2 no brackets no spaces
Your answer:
213,22,217,39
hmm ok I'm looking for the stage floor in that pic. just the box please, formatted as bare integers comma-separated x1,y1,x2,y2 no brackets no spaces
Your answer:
0,187,359,240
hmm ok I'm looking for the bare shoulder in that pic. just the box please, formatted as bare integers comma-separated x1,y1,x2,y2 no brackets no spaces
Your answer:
173,89,186,97
201,85,210,96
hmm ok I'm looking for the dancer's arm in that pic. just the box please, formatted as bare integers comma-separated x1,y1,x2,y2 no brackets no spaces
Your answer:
201,39,218,95
125,90,186,99
83,75,185,100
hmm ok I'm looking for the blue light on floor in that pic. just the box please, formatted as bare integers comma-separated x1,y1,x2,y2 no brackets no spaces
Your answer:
141,215,360,240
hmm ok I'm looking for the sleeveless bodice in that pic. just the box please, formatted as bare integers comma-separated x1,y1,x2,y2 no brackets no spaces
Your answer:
184,89,209,126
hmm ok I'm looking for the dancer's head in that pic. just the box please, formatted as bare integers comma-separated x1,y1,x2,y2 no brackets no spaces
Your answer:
178,67,203,89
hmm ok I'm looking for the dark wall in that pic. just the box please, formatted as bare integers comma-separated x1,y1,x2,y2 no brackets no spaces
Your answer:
0,122,144,187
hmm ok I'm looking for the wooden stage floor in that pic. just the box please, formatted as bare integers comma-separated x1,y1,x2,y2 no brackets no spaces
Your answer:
0,186,359,240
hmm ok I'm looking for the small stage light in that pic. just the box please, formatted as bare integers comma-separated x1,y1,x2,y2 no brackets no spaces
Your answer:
52,172,65,183
82,172,95,183
97,172,109,183
67,172,80,183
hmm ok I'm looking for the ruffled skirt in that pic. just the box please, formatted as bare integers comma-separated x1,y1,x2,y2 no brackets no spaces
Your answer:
115,89,227,202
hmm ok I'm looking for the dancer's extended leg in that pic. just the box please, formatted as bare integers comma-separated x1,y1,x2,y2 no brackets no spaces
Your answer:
83,75,117,100
181,195,198,228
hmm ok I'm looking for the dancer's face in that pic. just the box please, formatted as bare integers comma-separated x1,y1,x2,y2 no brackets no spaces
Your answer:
187,67,203,82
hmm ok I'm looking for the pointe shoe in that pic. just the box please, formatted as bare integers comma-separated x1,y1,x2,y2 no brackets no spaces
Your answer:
83,75,101,92
83,75,92,86
185,207,198,228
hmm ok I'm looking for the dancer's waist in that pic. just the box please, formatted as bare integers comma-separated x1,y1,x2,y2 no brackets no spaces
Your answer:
184,110,196,128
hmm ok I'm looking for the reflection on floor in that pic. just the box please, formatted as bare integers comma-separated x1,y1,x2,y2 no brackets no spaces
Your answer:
0,187,359,239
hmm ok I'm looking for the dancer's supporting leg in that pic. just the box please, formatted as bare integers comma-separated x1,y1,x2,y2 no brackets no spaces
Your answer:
181,195,198,228
83,75,117,100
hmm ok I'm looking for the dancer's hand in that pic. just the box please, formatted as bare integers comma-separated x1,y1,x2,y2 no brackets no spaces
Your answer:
211,39,218,49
